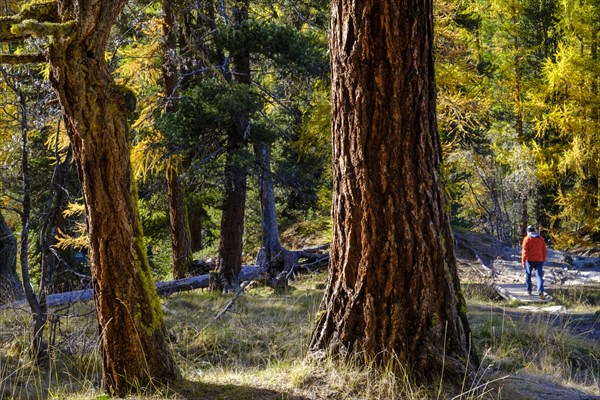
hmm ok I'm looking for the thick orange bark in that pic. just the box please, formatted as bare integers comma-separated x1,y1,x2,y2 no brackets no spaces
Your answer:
310,0,478,384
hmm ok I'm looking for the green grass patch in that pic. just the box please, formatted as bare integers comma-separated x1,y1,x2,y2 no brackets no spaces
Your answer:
550,286,600,308
0,274,599,399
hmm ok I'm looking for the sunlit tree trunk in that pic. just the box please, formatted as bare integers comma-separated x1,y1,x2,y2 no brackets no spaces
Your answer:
46,0,179,394
310,0,478,384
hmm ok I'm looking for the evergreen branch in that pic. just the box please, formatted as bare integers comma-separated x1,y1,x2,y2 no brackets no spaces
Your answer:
0,54,46,64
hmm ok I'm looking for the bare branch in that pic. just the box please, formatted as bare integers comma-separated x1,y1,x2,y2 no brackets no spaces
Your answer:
11,19,75,39
0,1,59,42
0,54,46,64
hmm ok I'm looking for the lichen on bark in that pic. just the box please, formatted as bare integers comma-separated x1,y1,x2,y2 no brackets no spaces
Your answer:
0,0,59,41
11,19,75,39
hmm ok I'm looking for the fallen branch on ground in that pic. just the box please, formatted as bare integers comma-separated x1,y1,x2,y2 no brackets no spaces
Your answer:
1,246,330,309
1,266,260,309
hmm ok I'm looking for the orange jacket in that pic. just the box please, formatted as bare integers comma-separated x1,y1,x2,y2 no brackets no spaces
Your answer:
521,234,547,265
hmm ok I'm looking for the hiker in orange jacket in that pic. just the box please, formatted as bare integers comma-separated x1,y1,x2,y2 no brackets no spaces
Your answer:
522,225,547,299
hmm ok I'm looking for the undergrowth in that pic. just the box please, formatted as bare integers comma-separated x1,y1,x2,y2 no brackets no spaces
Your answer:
0,273,598,399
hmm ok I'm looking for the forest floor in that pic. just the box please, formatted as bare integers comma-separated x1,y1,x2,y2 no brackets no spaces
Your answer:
0,229,598,399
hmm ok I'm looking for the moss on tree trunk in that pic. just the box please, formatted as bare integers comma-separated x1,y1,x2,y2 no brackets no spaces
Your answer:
46,0,179,395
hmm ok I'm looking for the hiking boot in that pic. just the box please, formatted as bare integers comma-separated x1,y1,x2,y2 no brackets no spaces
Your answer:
539,292,545,300
527,291,532,296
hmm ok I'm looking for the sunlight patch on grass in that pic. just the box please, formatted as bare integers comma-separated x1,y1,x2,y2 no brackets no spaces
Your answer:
0,272,598,399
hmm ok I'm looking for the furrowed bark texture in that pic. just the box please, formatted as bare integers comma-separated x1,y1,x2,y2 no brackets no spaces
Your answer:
310,0,477,383
47,0,178,394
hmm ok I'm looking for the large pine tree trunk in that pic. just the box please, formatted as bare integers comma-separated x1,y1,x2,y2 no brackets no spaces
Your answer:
47,1,179,394
215,0,250,290
310,0,478,384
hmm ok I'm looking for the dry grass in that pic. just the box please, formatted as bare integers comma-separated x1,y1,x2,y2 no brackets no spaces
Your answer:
466,296,600,398
0,272,599,399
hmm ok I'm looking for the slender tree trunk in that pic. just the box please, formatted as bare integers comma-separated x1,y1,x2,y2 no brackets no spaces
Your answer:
47,1,179,394
591,28,599,210
254,142,282,260
215,144,247,289
187,204,204,252
253,141,328,288
0,211,23,304
520,194,528,237
17,90,47,365
162,0,192,280
166,161,192,279
39,119,72,312
310,0,478,385
215,0,250,290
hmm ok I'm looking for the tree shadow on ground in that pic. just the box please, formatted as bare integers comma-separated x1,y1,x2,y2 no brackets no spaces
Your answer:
486,372,600,400
169,379,311,400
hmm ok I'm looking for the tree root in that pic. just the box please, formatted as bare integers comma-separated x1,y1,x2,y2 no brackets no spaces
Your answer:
262,246,330,289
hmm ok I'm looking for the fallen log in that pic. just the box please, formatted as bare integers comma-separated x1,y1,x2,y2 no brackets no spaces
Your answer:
156,266,258,296
1,266,260,309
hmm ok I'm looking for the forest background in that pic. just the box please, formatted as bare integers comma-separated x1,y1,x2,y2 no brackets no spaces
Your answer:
0,0,598,398
0,0,598,322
